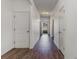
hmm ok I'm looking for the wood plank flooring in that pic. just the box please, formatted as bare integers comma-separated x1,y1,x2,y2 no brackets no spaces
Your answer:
1,34,64,59
1,48,64,59
1,48,30,59
33,34,64,59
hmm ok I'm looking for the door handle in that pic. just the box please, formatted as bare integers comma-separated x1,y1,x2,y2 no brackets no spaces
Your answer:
27,30,30,32
59,31,62,33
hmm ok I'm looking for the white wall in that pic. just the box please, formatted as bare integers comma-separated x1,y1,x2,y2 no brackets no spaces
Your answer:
54,0,77,58
64,0,77,59
50,17,54,37
51,0,77,58
1,0,14,55
1,0,40,55
1,0,31,55
50,0,65,50
12,0,40,49
13,0,30,11
30,0,40,49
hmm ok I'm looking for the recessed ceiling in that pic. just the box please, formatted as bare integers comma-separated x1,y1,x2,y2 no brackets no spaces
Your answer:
33,0,59,13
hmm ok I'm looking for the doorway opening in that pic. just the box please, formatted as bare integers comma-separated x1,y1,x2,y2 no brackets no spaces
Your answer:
40,16,50,36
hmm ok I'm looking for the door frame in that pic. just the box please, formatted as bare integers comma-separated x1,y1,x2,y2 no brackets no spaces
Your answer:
52,19,54,38
40,16,50,36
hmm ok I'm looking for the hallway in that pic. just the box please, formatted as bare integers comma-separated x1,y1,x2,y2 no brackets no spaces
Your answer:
33,34,64,59
2,34,64,59
1,0,77,59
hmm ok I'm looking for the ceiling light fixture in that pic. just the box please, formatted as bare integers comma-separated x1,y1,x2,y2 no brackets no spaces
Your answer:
41,12,49,15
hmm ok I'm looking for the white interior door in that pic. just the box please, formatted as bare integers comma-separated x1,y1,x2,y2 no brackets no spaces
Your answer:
59,17,65,54
14,12,30,48
54,19,59,48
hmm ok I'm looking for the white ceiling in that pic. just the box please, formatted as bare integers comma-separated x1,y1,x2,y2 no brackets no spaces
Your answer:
33,0,59,12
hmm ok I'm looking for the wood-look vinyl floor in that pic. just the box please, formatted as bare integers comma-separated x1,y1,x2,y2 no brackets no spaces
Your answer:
1,48,30,59
1,48,64,59
2,34,64,59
